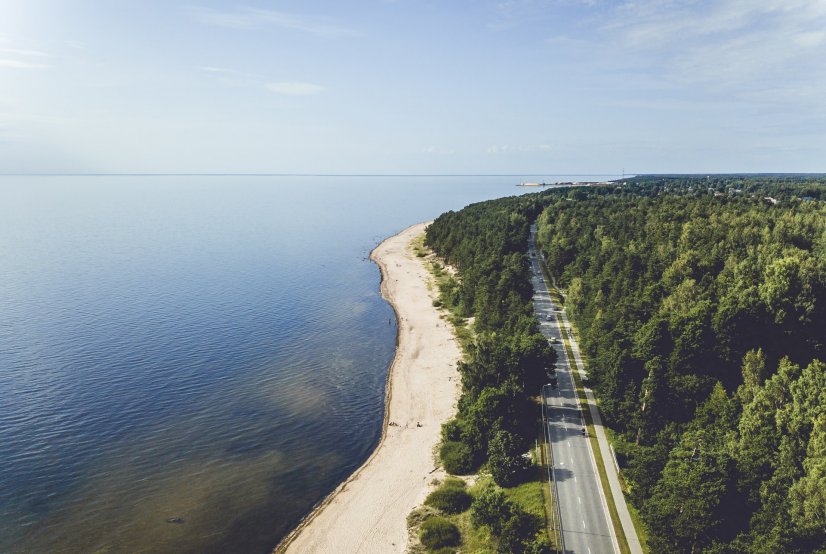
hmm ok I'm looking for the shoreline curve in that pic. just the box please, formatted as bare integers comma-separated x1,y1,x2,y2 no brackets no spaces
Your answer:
274,221,462,554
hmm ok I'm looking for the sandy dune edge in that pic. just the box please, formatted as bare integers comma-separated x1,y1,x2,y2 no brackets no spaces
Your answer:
275,222,462,554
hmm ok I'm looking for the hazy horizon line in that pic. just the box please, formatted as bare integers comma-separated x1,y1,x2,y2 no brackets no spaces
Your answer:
1,172,823,178
0,172,626,177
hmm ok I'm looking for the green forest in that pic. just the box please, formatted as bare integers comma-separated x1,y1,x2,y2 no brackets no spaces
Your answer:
426,193,553,474
424,175,825,553
536,176,826,553
424,194,558,552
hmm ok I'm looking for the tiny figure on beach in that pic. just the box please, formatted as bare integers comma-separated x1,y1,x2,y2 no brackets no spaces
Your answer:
416,422,422,428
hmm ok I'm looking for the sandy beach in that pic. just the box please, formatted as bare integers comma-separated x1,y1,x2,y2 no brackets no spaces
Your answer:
275,222,462,554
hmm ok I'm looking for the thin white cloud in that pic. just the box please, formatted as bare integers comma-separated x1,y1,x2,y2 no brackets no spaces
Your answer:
609,0,826,72
67,40,85,50
192,7,359,37
201,66,261,87
266,82,325,96
0,47,49,57
0,59,50,69
0,39,51,69
563,0,826,113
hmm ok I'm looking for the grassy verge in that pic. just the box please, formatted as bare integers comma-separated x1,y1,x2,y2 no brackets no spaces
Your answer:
625,502,651,554
538,447,555,544
535,425,561,552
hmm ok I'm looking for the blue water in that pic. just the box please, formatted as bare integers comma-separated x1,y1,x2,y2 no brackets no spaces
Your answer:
0,175,609,553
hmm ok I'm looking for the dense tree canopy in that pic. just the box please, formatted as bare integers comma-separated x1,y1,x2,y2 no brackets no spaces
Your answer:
426,175,825,552
426,194,556,472
535,176,826,552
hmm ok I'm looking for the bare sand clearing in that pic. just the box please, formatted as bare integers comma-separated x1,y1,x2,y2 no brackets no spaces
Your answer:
275,222,462,554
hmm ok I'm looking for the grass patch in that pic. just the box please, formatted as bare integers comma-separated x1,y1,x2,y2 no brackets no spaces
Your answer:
420,516,461,550
452,509,495,552
451,324,473,350
626,499,651,554
502,476,546,527
413,238,475,351
535,430,559,550
411,235,428,258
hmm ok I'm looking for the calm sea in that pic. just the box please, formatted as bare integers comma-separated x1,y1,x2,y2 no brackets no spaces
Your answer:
0,175,610,553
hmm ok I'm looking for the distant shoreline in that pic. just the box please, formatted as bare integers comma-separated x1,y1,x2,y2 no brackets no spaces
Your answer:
274,222,462,554
516,180,620,187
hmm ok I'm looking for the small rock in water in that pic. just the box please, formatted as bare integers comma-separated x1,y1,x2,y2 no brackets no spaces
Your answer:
166,517,185,524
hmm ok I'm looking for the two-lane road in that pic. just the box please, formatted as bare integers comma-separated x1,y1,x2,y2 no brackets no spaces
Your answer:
530,226,617,554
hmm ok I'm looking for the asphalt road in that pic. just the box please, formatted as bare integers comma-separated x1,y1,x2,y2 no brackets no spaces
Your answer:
530,226,617,554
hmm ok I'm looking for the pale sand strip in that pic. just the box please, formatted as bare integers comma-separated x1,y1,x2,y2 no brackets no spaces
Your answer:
275,222,462,554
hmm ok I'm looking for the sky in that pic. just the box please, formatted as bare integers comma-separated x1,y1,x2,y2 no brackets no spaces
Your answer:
1,0,825,174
